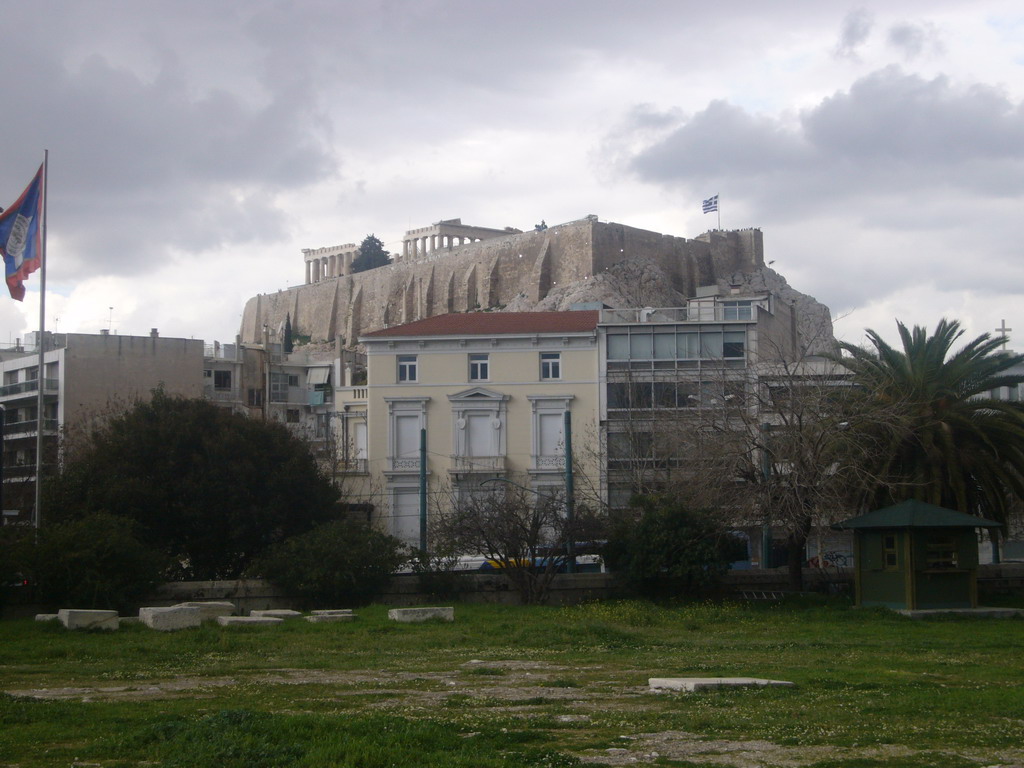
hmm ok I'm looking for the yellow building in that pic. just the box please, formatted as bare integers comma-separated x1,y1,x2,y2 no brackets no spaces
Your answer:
360,311,601,547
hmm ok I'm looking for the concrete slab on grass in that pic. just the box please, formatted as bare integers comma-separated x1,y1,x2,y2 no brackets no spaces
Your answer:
649,677,795,692
388,607,454,623
172,601,236,621
140,606,201,631
306,614,356,623
311,609,353,616
249,609,303,619
57,609,119,631
216,616,284,627
35,614,58,622
897,608,1024,619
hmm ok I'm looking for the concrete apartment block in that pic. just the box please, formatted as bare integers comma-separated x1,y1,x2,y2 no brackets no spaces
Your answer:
387,607,454,623
139,606,201,631
172,601,236,621
57,609,119,631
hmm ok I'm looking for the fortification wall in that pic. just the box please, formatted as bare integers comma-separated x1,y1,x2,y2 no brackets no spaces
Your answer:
240,219,764,346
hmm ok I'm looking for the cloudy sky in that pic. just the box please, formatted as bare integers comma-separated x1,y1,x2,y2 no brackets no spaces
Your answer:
1,0,1022,351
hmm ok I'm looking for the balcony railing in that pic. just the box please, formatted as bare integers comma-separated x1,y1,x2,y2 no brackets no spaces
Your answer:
0,378,59,398
532,454,565,471
339,458,368,474
600,305,759,324
390,457,421,472
448,455,506,474
203,385,242,402
4,418,59,436
1,464,56,480
337,387,368,405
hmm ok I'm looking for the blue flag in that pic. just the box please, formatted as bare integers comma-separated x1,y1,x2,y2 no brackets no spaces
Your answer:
702,194,718,214
1,163,44,301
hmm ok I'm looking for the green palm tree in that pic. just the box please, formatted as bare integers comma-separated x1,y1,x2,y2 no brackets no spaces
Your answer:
837,318,1024,527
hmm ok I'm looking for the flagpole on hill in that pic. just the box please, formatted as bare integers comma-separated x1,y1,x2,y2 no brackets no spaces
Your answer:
33,150,48,533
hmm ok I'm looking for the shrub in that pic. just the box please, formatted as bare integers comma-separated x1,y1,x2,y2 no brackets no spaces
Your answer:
602,496,741,598
29,512,166,612
250,519,407,607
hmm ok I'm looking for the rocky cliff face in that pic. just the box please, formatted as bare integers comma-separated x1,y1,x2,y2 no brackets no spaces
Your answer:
243,220,834,356
504,257,835,356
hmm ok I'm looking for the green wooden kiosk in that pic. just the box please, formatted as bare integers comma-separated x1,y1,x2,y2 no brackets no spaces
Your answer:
832,500,1000,610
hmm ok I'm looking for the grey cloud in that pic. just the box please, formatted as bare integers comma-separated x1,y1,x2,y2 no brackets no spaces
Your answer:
0,9,337,279
629,100,808,184
887,21,944,59
835,9,874,58
627,67,1024,217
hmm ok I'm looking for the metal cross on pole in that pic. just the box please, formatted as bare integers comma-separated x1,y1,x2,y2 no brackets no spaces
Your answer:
996,319,1013,348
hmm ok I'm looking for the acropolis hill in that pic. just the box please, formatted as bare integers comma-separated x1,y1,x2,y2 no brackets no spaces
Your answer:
240,216,833,349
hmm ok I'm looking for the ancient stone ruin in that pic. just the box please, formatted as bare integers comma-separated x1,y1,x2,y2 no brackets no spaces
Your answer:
242,216,833,352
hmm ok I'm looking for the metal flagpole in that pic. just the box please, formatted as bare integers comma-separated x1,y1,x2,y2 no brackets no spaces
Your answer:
33,150,48,533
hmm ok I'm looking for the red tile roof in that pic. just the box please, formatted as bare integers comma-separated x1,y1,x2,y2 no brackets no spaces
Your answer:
361,311,600,339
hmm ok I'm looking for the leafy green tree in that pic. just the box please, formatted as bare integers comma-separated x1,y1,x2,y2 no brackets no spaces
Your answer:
602,495,744,598
351,234,390,273
250,519,407,607
836,318,1024,527
45,391,340,579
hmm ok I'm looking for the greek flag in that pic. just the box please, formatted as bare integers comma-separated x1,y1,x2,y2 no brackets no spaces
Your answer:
702,195,719,214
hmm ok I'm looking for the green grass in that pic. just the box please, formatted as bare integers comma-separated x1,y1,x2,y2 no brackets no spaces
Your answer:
1,600,1023,767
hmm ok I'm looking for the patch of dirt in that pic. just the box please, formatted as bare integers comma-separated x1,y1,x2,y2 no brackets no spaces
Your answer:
577,731,1024,768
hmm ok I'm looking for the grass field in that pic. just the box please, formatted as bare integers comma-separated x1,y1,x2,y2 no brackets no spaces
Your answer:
1,599,1023,767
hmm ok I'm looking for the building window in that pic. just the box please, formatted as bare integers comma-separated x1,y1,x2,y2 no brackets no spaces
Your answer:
723,300,753,320
926,536,958,570
286,409,300,423
540,352,561,380
397,355,417,383
723,331,746,359
247,388,263,407
469,354,489,381
213,370,232,390
528,395,573,471
883,534,899,570
270,372,290,403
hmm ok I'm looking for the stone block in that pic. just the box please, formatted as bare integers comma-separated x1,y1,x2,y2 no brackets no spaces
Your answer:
139,606,202,631
35,613,58,622
387,606,454,623
172,601,236,621
249,609,303,619
305,613,356,623
311,609,353,615
216,616,284,627
57,609,119,631
649,677,795,692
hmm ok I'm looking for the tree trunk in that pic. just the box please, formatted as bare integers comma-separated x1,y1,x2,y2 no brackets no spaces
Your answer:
786,515,813,592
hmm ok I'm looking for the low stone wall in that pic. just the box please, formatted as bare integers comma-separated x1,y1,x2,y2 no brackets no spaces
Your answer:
5,564,1021,619
149,579,292,614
